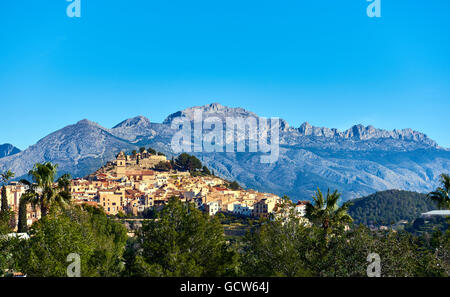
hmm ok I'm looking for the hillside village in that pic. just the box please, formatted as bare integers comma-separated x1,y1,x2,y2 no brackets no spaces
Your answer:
1,148,310,229
1,149,449,278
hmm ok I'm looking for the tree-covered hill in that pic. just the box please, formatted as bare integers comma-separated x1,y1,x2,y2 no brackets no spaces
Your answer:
348,190,438,226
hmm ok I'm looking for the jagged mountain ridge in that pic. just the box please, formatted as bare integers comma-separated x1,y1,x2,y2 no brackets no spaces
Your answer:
297,122,436,145
0,103,448,201
165,103,437,148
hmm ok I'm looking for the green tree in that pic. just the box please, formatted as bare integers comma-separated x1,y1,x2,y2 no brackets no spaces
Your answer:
229,181,240,190
129,197,238,277
305,188,353,236
202,166,211,176
315,226,446,277
0,235,23,276
17,197,28,233
17,206,127,277
242,214,315,277
19,162,72,217
0,170,15,233
175,153,203,172
427,173,450,210
242,219,447,277
17,207,95,277
0,170,14,214
154,161,171,171
82,205,128,276
57,173,72,193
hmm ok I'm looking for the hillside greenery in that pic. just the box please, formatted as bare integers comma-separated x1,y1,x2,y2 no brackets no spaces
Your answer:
406,216,449,235
1,164,449,277
348,190,437,227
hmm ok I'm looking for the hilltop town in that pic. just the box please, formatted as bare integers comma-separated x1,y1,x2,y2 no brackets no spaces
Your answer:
73,148,285,218
2,148,310,229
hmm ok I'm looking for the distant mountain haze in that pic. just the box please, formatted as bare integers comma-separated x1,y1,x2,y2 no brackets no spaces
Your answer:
0,103,448,201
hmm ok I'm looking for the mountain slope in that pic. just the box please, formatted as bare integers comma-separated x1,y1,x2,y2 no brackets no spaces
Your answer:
0,103,448,201
111,116,156,142
348,190,438,226
0,144,21,159
154,103,449,200
0,120,138,179
192,147,450,201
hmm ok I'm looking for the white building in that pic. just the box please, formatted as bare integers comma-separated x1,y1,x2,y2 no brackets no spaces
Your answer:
232,203,254,217
421,210,450,218
295,201,309,217
205,201,220,216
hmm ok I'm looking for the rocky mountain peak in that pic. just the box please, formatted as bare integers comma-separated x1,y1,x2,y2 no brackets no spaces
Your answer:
163,103,259,124
206,102,225,111
0,144,21,159
75,119,103,129
110,115,154,142
298,122,313,135
113,116,151,129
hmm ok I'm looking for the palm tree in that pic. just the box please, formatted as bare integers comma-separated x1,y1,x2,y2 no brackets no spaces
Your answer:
1,170,14,185
305,188,353,235
19,162,72,217
427,173,450,210
0,170,14,213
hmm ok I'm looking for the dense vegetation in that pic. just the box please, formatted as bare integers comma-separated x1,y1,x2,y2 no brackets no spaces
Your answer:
174,153,211,176
1,192,449,277
124,197,239,277
227,181,241,191
242,219,449,277
174,153,203,172
406,216,449,235
348,190,437,226
1,165,449,277
1,205,127,277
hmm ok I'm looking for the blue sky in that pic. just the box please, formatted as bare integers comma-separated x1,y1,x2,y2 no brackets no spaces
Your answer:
1,0,449,150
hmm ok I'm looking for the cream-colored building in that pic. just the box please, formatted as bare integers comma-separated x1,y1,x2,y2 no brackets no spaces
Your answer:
99,189,125,215
253,197,278,218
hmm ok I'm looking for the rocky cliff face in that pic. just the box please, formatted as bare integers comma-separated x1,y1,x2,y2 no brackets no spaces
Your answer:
0,103,448,201
111,116,156,142
163,103,260,124
0,144,21,159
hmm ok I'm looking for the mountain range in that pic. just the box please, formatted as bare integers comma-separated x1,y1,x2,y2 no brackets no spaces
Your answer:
0,103,449,201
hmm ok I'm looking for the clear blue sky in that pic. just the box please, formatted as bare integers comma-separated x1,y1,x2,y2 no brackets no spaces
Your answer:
1,0,449,150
